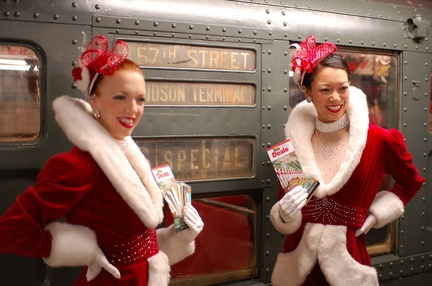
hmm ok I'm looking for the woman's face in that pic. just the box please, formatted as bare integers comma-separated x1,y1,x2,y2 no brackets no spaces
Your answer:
90,69,146,140
306,67,350,123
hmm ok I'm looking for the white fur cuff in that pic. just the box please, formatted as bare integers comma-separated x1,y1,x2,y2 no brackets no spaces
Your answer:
148,251,170,286
156,225,195,265
43,222,98,267
270,202,302,235
369,191,404,229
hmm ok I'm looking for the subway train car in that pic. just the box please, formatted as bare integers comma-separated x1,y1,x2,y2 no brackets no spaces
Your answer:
0,0,431,285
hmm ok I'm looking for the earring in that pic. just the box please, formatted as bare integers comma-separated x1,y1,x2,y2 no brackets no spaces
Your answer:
92,109,101,119
306,96,312,103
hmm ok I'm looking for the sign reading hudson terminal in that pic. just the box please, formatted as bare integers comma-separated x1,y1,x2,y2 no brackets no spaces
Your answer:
145,81,256,106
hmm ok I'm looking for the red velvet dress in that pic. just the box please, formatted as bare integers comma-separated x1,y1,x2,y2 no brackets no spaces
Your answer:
0,147,155,285
281,125,424,285
270,86,424,286
1,95,194,285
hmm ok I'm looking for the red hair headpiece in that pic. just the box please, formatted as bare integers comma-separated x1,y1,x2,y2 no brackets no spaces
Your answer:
290,35,337,88
72,33,129,97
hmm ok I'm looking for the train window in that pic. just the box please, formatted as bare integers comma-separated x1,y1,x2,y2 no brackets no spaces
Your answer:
0,45,40,142
166,194,257,285
145,81,256,107
136,137,255,181
289,51,398,256
126,41,256,72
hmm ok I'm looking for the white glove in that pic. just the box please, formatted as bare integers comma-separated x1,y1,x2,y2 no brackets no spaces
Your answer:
86,247,121,281
279,185,308,222
181,204,204,243
355,213,378,237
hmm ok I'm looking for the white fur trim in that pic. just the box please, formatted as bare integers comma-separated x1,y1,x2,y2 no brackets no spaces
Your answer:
369,191,404,228
52,96,164,228
156,225,195,265
148,251,170,286
270,202,302,235
272,223,322,286
285,86,369,198
124,137,164,223
319,225,378,286
43,222,97,267
271,224,379,285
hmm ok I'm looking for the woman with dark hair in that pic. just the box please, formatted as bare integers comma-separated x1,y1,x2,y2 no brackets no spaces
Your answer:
270,35,423,286
0,35,203,285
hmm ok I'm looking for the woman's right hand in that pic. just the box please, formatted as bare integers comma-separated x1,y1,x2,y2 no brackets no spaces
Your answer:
279,185,308,222
86,247,121,281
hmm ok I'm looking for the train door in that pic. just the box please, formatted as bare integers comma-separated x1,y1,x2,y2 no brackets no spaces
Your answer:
0,21,90,285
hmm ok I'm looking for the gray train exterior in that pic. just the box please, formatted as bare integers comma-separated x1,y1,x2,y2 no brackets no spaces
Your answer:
0,0,431,285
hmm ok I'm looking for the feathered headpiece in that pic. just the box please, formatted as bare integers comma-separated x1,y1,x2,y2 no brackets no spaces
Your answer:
290,35,337,88
72,33,129,98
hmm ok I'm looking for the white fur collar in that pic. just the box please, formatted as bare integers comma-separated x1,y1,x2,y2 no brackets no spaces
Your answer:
285,86,369,198
52,96,164,228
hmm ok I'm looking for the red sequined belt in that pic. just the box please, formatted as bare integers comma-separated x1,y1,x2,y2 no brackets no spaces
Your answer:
302,196,368,228
101,229,159,265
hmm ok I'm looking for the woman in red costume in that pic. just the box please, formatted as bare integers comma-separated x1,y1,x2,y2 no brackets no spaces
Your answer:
270,36,424,286
0,35,203,285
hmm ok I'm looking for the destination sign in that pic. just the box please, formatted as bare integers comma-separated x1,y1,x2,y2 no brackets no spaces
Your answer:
136,137,255,181
145,81,255,106
127,42,256,71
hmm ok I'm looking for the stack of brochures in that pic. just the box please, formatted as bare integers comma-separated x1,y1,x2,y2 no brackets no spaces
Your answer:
151,164,192,232
266,139,320,202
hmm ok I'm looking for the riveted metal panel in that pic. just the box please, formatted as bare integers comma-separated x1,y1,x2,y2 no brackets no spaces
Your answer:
259,39,292,282
399,50,431,257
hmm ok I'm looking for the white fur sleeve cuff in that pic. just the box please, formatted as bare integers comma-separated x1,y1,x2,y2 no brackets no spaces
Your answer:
156,225,195,265
43,222,98,267
270,202,302,235
369,191,404,229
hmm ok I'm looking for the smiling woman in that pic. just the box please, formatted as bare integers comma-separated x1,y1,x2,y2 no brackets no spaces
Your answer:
89,62,146,140
270,36,423,286
0,35,204,286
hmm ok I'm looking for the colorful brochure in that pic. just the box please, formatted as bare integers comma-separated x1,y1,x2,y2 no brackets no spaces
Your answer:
151,164,191,232
266,139,319,202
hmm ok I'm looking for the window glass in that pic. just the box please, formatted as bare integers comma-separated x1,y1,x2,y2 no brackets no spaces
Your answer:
289,51,397,255
0,45,41,142
167,194,257,285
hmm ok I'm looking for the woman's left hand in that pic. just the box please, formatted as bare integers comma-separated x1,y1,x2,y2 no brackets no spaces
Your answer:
355,213,378,237
181,204,204,243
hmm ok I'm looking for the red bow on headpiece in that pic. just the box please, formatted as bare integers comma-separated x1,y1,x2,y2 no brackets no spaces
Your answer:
291,35,337,87
72,34,129,97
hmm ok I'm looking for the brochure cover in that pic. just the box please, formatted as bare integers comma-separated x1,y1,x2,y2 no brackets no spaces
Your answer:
266,139,319,202
151,164,191,232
